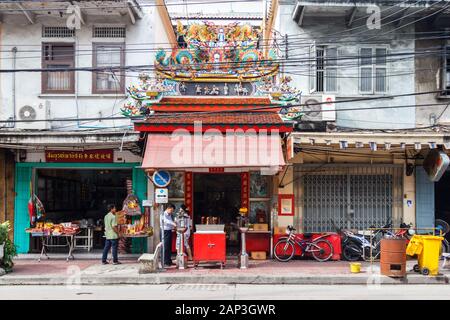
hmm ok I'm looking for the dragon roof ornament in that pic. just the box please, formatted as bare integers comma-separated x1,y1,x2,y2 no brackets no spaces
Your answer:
155,21,280,82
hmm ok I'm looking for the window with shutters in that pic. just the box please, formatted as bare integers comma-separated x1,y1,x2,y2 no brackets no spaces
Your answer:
359,47,387,94
42,43,75,94
92,43,125,94
309,45,338,93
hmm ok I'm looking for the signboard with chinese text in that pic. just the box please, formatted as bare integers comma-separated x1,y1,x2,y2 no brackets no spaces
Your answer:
45,150,114,163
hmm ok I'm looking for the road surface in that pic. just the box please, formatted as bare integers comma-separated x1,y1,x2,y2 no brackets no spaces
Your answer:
0,284,449,300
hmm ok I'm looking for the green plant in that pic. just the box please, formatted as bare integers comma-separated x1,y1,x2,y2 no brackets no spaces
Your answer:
0,221,8,244
0,221,17,273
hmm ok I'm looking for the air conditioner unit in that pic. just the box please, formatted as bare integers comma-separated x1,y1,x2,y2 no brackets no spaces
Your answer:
300,95,336,122
16,101,51,130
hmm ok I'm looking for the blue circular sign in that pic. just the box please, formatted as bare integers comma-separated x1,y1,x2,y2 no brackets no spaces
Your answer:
152,170,171,188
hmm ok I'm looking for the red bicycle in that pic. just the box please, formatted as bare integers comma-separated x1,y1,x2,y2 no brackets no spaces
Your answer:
273,225,334,262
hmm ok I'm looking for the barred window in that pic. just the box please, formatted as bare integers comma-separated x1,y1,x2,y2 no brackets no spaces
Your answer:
93,26,126,38
42,26,75,38
310,45,338,93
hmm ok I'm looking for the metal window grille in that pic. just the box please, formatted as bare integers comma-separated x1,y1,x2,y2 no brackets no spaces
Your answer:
93,26,126,38
295,164,403,232
314,46,338,93
42,26,75,38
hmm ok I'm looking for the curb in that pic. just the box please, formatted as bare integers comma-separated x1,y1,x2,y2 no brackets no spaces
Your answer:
0,273,448,286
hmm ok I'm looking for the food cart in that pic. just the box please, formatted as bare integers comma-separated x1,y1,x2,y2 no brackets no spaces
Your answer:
193,224,226,269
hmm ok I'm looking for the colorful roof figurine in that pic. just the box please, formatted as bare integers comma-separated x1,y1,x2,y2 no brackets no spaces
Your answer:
155,21,279,82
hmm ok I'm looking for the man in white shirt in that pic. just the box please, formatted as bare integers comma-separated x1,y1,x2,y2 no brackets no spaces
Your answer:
160,203,176,267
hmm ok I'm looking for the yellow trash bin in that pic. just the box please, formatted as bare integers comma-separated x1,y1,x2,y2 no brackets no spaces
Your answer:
406,235,443,276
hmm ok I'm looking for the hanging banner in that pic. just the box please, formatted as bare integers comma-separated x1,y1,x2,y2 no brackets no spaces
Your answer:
45,149,114,163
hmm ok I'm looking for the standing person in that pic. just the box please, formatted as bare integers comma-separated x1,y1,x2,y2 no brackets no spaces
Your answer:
160,203,177,267
177,204,193,262
102,204,121,265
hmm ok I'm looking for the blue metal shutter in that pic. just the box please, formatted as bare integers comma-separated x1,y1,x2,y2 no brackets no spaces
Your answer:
415,166,435,233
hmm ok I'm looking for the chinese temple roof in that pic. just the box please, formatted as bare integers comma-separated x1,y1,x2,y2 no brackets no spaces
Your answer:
134,112,292,133
149,96,280,112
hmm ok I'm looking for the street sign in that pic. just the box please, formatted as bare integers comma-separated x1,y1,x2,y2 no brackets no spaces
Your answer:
155,188,169,204
152,170,171,188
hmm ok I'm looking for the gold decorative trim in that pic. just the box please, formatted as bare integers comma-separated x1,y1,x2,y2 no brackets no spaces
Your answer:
155,65,279,83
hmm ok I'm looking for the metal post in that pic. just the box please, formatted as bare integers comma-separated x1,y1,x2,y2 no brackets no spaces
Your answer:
160,205,165,271
176,211,187,270
284,34,288,59
240,229,249,269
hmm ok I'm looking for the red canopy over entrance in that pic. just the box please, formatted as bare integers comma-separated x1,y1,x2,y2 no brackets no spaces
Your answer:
141,133,286,170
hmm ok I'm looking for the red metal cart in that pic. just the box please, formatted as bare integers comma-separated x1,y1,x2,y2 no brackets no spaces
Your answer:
193,231,226,269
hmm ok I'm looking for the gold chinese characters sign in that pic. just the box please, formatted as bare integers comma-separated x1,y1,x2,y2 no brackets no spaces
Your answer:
45,150,114,163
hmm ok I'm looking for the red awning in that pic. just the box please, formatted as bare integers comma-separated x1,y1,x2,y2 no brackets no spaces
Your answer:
142,133,286,170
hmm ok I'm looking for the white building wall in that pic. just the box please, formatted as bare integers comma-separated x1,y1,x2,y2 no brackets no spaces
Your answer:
278,4,417,130
0,8,158,131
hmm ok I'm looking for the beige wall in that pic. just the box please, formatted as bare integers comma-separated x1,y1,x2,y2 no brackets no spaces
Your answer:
276,165,295,228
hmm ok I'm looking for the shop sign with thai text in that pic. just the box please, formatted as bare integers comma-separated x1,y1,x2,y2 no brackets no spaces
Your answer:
45,150,114,163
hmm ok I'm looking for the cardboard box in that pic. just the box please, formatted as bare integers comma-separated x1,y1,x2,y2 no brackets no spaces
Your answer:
274,226,287,235
251,251,267,260
253,223,268,231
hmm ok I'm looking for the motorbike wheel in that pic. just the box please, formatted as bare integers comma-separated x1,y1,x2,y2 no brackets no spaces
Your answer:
441,239,450,257
343,243,362,261
363,246,380,262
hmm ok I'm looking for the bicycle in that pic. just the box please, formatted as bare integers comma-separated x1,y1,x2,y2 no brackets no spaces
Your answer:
273,225,334,262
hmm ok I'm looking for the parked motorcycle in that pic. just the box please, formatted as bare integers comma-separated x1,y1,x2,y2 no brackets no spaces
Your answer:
331,219,414,262
435,219,450,255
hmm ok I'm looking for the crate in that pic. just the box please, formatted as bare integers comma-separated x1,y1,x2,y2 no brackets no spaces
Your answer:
274,226,287,235
253,224,268,231
251,251,267,260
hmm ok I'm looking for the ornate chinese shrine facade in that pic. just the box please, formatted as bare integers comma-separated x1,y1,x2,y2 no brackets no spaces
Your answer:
125,20,295,254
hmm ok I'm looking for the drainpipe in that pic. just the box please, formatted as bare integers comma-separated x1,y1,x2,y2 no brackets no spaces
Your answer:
12,47,17,127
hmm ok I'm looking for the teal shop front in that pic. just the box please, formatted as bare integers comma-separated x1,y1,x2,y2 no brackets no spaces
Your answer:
14,162,147,254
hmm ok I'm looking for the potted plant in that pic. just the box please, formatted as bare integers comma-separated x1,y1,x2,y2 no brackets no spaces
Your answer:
0,222,7,260
0,221,17,273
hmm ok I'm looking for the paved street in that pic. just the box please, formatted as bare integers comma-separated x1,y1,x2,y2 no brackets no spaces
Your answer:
0,284,449,300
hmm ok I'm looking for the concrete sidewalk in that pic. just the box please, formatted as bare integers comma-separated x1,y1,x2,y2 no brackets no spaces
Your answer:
1,257,449,285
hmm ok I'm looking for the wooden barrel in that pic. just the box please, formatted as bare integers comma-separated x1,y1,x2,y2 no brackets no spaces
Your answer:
380,238,407,277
